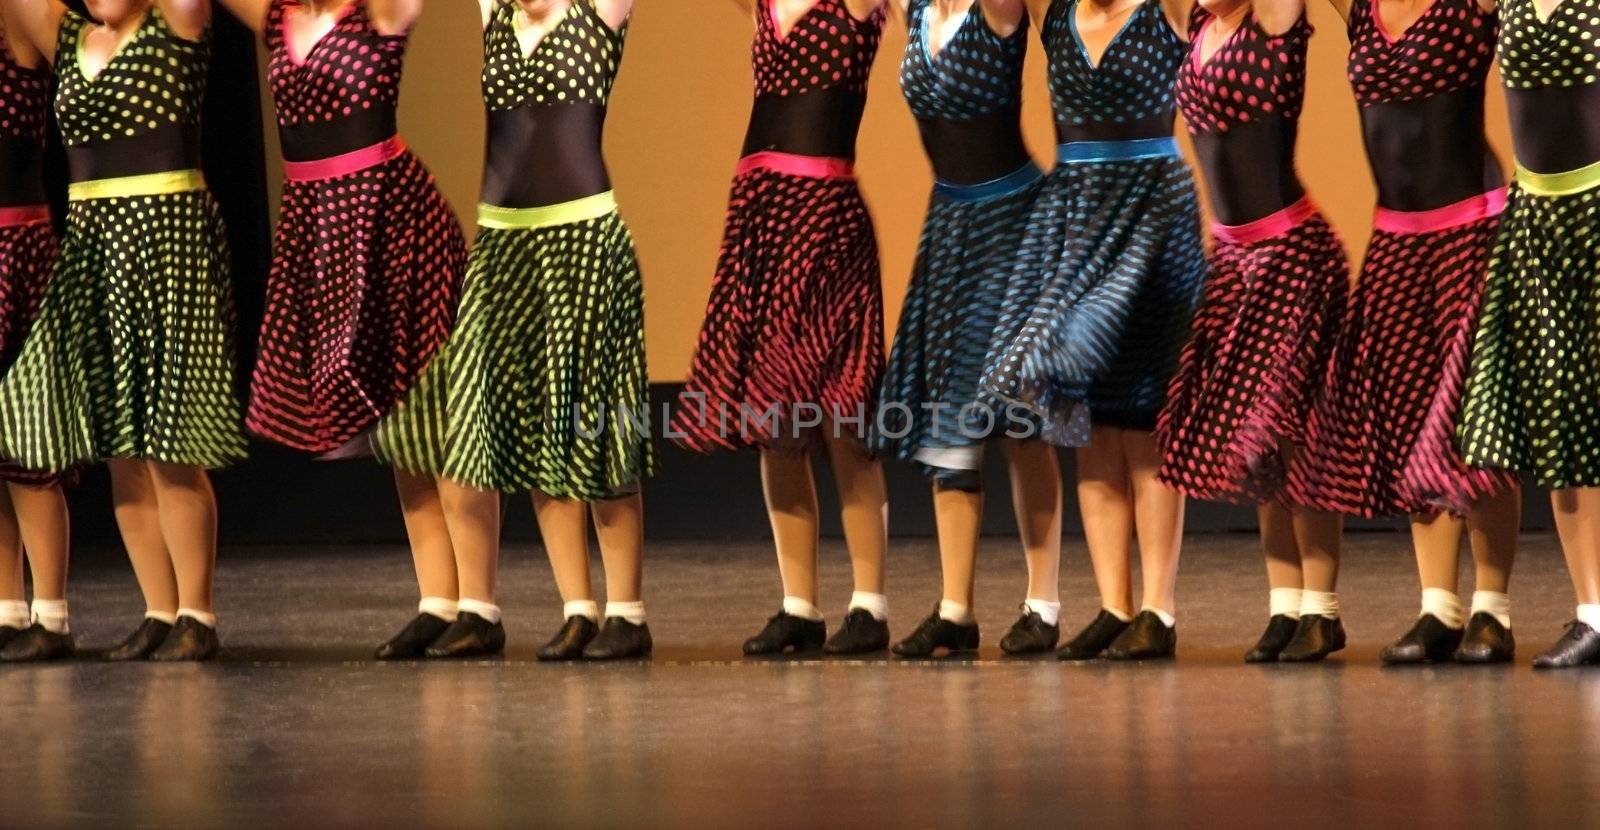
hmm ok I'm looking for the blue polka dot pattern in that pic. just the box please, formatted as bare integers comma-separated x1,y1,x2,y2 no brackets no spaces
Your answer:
1045,0,1187,130
899,0,1026,121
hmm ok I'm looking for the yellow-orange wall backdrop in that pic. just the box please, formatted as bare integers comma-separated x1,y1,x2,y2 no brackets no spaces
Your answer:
257,0,1515,382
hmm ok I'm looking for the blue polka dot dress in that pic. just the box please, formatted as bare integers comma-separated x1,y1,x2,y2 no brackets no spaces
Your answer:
978,0,1207,444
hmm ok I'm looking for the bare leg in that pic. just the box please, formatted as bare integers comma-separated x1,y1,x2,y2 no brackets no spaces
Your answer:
146,462,219,614
9,482,70,601
109,459,177,616
395,469,459,602
1074,430,1133,616
1125,429,1184,615
760,448,820,605
0,487,20,602
1005,439,1063,605
438,480,502,604
1258,502,1302,592
932,483,980,607
1551,488,1600,605
592,493,644,603
823,430,887,596
1293,509,1344,594
1410,511,1465,594
532,492,593,604
1466,485,1520,595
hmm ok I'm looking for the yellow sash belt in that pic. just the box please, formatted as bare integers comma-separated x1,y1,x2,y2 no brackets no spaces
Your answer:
477,191,618,230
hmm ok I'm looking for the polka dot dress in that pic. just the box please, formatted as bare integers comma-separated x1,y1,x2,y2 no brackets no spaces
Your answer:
1157,10,1350,504
247,0,467,456
671,0,887,452
1459,0,1600,487
978,0,1207,446
0,10,245,472
1288,0,1514,517
872,0,1038,488
372,0,651,499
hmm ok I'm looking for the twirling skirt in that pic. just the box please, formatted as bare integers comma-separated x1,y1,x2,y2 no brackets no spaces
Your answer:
247,148,467,455
671,153,884,453
1158,198,1350,504
374,193,653,499
0,211,69,485
1460,176,1600,487
1290,192,1516,516
979,142,1207,446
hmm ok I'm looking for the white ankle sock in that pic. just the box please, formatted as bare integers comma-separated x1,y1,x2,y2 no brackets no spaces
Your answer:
1421,588,1464,629
0,599,27,629
30,599,68,634
1141,605,1176,628
938,600,974,625
848,591,889,622
1578,604,1600,632
782,596,824,622
1300,590,1339,619
145,609,178,625
606,601,646,624
418,596,458,622
1470,590,1511,629
1104,606,1133,623
564,599,600,622
177,608,217,629
457,598,502,624
1269,587,1303,619
1024,598,1061,626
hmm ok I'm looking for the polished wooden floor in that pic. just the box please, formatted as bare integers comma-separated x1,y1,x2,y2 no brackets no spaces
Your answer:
2,534,1598,827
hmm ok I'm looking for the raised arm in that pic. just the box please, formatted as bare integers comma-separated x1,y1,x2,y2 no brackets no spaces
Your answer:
1161,0,1196,38
595,0,633,30
156,0,211,40
980,0,1027,36
843,0,888,18
368,0,423,35
1323,0,1352,22
1255,0,1305,35
214,0,271,34
729,0,754,13
1,0,66,63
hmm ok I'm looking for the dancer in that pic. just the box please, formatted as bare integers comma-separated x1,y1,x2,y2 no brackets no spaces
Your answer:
1458,0,1600,668
674,0,892,657
0,0,247,661
0,12,72,664
877,0,1066,658
1159,0,1352,662
218,0,479,658
980,0,1208,660
1291,0,1519,664
374,0,651,661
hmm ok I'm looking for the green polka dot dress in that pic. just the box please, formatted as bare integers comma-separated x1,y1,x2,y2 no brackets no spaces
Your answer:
1458,0,1600,487
0,10,245,472
373,0,650,498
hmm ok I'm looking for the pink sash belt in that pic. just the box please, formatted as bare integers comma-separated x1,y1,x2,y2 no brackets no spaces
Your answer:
1212,197,1320,246
736,150,855,180
0,205,50,228
284,136,408,182
1373,188,1508,235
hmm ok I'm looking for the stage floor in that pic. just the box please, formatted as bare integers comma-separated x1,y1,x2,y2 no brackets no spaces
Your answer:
3,533,1598,827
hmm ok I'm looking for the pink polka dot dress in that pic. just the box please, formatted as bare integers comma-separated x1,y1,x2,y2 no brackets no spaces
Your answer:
246,0,467,456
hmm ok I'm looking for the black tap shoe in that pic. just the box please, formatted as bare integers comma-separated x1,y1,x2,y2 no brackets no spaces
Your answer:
999,608,1059,655
1277,614,1347,663
583,617,653,660
0,624,22,651
1104,610,1176,660
742,611,826,656
1532,621,1600,669
374,613,454,661
537,615,599,661
891,608,980,658
425,611,506,659
1058,610,1131,661
1244,614,1301,663
1379,614,1463,665
149,616,220,662
1455,612,1515,664
105,617,175,662
823,608,890,655
0,624,75,662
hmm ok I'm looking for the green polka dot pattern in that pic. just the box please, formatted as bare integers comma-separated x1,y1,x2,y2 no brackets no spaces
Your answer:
1498,0,1600,90
0,13,245,471
481,0,623,111
372,214,651,497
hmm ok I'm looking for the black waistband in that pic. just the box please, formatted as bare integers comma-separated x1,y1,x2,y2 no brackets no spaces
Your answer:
1360,89,1503,212
1507,83,1600,174
66,124,202,184
1056,113,1175,145
916,106,1032,186
741,89,866,160
1191,117,1304,226
277,108,399,163
0,136,46,207
481,102,611,209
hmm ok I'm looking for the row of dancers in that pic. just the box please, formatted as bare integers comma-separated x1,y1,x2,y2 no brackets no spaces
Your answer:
0,0,1591,669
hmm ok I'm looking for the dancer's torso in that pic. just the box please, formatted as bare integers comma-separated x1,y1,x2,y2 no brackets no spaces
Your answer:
1498,0,1600,175
267,0,403,163
1045,0,1185,144
0,30,49,207
741,0,886,161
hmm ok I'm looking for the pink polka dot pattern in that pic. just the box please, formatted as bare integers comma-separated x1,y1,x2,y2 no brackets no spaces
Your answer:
753,0,885,97
0,32,47,148
1175,9,1309,135
1347,0,1497,106
246,0,467,454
